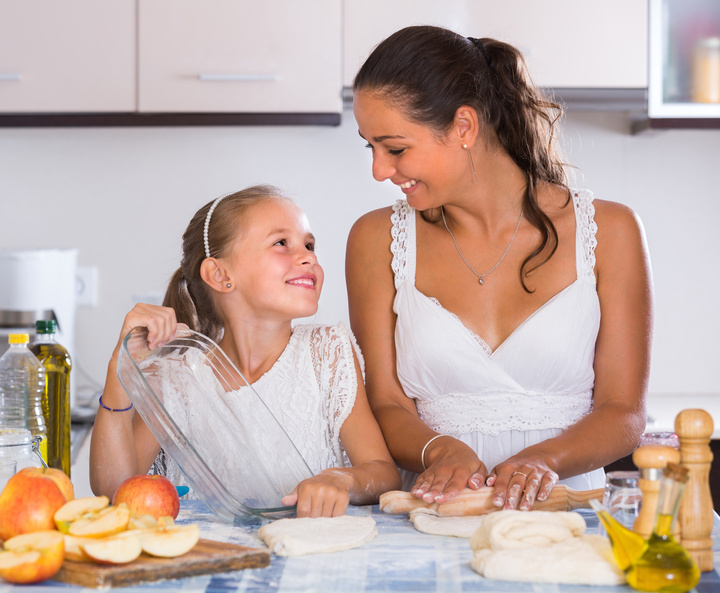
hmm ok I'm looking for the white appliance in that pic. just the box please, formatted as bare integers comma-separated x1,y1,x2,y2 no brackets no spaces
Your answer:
0,249,78,407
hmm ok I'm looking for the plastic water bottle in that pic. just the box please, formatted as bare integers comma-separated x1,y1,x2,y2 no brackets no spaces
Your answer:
30,320,72,476
0,334,47,463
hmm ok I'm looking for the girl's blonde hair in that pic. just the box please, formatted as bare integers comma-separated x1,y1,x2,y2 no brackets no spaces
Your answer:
163,185,290,341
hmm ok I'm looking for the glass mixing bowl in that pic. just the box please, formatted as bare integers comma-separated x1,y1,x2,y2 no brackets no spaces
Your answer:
117,326,313,521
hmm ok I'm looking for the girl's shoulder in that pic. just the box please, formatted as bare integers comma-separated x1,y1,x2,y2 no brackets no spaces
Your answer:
293,322,364,372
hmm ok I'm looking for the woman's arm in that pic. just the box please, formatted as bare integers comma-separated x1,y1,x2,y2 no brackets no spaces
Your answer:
488,200,652,509
345,209,486,504
89,304,179,497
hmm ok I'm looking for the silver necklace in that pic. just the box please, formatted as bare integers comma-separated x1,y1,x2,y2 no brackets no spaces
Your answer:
440,206,523,285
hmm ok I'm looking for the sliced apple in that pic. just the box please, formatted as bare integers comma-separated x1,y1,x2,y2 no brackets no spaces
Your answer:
68,503,130,538
63,534,97,562
82,532,143,565
157,515,175,529
0,530,64,584
128,513,158,530
139,524,200,558
54,496,110,533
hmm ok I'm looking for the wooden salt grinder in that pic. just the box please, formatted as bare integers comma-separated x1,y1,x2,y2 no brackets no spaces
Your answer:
675,408,714,572
632,444,681,539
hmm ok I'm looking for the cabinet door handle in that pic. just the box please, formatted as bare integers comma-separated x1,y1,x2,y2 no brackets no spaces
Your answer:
0,74,21,81
197,73,277,82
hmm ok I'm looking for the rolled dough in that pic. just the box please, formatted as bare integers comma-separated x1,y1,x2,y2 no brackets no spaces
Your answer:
409,508,485,538
258,515,377,556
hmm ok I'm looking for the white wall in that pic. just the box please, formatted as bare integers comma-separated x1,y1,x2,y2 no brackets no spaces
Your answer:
1,109,719,400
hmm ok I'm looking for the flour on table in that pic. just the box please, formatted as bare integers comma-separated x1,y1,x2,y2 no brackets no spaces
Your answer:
409,508,485,538
258,516,377,556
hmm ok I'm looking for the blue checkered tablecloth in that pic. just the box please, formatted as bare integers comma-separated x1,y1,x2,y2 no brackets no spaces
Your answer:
4,501,719,592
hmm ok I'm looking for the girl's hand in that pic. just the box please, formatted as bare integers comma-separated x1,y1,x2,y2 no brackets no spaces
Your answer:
281,469,354,517
485,459,558,511
411,437,488,504
116,303,179,351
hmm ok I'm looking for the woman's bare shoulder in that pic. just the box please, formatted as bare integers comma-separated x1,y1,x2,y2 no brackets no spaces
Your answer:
592,198,649,264
347,205,396,249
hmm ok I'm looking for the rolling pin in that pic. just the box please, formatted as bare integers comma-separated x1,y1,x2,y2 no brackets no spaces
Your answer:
379,485,603,516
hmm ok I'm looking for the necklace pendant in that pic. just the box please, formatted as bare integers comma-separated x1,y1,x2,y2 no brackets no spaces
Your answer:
477,277,484,285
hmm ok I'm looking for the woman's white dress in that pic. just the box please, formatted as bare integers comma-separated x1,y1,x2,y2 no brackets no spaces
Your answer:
150,323,361,498
391,188,605,490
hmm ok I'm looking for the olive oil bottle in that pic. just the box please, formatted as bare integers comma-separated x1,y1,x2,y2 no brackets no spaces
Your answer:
30,320,72,476
626,463,700,593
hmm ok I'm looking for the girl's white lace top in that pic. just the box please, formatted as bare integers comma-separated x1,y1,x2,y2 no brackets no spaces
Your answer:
151,323,362,498
390,189,601,438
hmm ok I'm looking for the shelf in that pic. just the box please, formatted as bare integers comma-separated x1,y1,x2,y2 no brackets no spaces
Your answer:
0,112,342,128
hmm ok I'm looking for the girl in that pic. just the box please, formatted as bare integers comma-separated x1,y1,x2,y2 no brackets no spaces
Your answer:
346,26,652,511
90,185,400,517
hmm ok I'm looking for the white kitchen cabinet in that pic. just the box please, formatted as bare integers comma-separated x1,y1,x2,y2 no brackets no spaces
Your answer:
344,0,647,89
138,0,342,114
0,0,135,113
647,0,720,120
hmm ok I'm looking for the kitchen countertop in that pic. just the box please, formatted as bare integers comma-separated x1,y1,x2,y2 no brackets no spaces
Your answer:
3,501,719,592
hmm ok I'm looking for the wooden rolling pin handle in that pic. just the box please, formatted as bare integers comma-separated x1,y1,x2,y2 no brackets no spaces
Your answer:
565,487,604,510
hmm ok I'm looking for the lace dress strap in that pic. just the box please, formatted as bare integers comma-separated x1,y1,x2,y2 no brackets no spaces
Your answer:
572,188,598,283
304,323,362,467
390,200,416,289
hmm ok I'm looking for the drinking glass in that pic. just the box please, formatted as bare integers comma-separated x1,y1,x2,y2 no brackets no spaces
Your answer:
639,431,679,449
601,470,642,534
0,459,17,494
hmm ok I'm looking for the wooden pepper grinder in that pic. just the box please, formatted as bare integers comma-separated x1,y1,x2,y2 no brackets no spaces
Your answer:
632,444,681,539
675,408,714,572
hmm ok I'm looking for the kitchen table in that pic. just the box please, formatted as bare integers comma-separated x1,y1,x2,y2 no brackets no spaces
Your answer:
3,501,719,592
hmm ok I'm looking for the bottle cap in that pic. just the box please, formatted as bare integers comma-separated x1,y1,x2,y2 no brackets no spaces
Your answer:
8,333,29,345
35,319,57,334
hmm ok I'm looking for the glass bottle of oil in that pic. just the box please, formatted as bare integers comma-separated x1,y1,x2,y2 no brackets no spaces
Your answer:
589,497,647,571
30,320,72,476
626,463,700,593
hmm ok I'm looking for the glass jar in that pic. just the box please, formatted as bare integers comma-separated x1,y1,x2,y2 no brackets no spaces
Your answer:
692,37,720,103
0,428,46,471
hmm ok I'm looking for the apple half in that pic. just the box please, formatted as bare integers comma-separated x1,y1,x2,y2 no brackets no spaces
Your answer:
54,495,110,533
81,531,143,565
139,524,200,558
0,530,65,584
67,503,131,538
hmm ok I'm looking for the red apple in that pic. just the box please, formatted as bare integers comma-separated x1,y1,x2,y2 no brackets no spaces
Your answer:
112,475,180,520
0,467,73,541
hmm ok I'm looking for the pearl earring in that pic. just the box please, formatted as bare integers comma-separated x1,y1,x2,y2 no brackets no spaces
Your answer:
226,283,232,289
463,144,468,149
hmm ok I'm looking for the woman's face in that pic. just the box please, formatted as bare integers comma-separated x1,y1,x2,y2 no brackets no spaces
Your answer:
353,90,468,210
221,199,324,322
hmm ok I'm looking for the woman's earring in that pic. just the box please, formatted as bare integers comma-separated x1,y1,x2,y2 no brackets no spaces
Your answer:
226,283,232,289
464,144,477,183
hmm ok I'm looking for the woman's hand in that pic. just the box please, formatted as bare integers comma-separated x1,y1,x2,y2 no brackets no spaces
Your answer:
411,436,488,504
485,458,559,511
281,469,354,518
116,303,179,352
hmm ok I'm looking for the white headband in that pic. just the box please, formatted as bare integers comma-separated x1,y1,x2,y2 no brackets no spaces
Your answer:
203,193,233,259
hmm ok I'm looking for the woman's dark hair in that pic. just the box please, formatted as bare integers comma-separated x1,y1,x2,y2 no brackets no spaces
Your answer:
353,25,570,291
163,185,289,341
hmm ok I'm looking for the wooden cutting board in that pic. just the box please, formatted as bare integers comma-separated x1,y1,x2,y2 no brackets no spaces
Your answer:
54,538,270,588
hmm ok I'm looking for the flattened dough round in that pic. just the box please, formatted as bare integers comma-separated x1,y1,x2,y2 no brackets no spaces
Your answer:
258,515,377,556
409,508,485,538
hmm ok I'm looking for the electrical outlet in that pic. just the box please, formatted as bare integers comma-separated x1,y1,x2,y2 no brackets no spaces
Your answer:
76,266,98,307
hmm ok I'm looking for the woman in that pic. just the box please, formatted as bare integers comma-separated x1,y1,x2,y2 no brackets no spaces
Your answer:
345,26,652,511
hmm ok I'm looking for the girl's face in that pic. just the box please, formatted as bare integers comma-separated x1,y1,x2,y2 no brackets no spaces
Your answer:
222,198,323,322
353,90,468,210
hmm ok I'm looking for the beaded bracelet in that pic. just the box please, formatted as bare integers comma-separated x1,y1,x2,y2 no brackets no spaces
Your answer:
98,395,134,412
421,434,450,471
